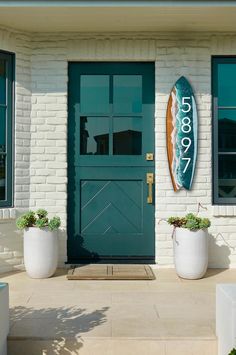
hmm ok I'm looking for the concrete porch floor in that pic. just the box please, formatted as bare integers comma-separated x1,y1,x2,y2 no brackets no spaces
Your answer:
1,268,235,355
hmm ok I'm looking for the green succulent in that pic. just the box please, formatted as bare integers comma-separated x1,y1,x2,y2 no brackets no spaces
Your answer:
48,216,61,231
167,216,186,228
16,211,36,230
229,349,236,355
16,216,28,230
36,209,48,219
199,218,211,230
185,220,199,231
35,217,48,229
167,213,211,231
16,210,61,231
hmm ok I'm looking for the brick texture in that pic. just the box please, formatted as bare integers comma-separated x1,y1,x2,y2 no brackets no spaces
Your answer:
1,28,236,272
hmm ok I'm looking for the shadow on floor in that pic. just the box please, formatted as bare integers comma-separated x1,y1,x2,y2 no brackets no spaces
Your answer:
52,268,69,278
8,305,109,355
204,268,228,278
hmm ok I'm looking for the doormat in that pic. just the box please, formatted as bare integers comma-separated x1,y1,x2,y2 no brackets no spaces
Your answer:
67,264,155,280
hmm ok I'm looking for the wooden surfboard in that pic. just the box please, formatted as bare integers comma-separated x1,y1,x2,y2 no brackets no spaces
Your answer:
166,76,198,191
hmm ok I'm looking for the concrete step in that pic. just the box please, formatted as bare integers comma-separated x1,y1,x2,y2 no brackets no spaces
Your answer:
8,336,218,355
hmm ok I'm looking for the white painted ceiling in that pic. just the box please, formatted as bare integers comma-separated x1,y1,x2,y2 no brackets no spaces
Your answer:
0,5,236,32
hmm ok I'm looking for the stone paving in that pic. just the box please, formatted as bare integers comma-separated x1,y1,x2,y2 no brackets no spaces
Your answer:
1,268,234,354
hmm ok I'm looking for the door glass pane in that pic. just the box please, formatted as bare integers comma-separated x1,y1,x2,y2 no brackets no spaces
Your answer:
218,63,236,106
113,117,142,155
0,60,6,105
0,153,5,200
80,75,110,114
113,75,142,114
218,155,236,198
80,116,109,155
0,107,6,151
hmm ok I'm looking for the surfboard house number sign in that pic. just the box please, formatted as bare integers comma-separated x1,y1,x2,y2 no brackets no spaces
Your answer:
166,76,198,191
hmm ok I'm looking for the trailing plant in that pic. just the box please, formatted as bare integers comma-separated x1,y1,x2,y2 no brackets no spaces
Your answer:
16,209,61,231
229,349,236,355
167,213,210,231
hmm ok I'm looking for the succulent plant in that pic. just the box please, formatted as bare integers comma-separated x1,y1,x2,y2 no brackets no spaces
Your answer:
16,211,36,230
35,217,49,229
36,209,48,219
48,216,61,231
167,213,210,231
167,216,187,228
16,210,61,231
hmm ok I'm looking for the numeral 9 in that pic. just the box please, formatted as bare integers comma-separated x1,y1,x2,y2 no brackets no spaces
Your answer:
181,137,191,153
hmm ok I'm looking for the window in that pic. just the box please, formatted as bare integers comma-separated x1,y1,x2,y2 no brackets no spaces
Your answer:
213,57,236,204
0,51,13,207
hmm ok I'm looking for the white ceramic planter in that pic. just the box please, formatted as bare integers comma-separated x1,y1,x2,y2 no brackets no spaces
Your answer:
173,227,208,279
24,227,58,279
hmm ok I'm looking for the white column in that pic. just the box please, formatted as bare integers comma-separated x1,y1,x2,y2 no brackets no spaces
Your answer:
0,283,9,355
216,284,236,355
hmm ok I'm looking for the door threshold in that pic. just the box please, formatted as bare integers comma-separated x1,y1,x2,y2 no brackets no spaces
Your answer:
66,258,156,265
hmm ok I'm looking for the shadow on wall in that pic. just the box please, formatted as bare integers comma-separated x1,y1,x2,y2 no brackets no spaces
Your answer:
57,228,68,267
0,220,23,274
8,305,109,355
208,233,231,268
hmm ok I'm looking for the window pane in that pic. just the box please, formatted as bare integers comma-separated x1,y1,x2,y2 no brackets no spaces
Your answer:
80,75,110,114
218,63,236,106
218,110,236,152
113,117,142,155
218,155,236,198
0,153,5,200
80,116,109,155
0,60,6,105
0,107,6,151
113,75,142,114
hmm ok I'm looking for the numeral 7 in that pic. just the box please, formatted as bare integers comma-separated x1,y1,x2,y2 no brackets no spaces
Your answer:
182,157,191,173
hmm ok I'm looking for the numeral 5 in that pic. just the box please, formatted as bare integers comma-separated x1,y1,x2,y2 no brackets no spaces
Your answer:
182,97,191,113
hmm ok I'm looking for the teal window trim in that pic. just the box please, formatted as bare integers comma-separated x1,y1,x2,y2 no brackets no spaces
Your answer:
0,51,14,208
212,56,236,205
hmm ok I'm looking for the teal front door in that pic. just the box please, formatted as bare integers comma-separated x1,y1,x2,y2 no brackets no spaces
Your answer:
68,62,155,263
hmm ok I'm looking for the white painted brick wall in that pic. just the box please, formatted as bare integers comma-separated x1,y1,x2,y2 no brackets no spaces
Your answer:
0,27,31,272
2,28,236,273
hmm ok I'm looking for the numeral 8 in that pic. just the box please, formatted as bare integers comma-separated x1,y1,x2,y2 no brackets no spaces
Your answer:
181,117,191,133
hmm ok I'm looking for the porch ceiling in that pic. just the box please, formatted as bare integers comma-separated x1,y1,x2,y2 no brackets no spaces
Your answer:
0,5,236,32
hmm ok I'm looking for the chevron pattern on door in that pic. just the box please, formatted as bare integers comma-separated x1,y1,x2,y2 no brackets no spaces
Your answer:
81,180,143,235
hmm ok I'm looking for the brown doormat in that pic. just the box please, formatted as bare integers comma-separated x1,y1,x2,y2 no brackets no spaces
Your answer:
67,264,155,280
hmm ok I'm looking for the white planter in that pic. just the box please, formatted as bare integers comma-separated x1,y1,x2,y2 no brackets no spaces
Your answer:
24,227,58,279
173,228,208,279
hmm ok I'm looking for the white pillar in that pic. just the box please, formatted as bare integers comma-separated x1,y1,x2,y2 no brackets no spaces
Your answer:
216,284,236,355
0,283,9,355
